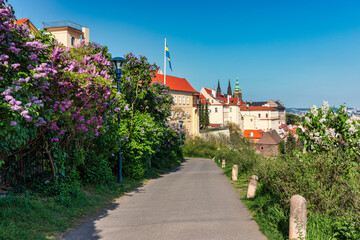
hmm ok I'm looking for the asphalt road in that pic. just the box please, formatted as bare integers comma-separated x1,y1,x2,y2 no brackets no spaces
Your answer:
63,158,267,240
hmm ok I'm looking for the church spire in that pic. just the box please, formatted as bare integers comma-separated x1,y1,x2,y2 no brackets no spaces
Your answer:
234,77,241,91
216,80,222,95
227,79,232,97
233,77,242,102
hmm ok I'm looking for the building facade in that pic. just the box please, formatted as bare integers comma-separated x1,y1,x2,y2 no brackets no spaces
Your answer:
152,74,199,136
43,21,89,47
199,78,286,134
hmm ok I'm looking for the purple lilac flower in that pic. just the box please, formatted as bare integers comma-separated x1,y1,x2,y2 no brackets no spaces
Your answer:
10,105,22,111
37,117,46,126
124,104,130,111
2,88,11,95
58,129,67,136
10,121,17,126
51,138,59,142
11,63,20,69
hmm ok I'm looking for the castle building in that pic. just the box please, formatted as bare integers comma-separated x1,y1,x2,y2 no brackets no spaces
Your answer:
199,78,286,133
43,21,89,47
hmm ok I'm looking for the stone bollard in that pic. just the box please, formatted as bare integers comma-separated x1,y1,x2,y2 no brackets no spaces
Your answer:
289,195,307,240
232,165,238,181
246,175,258,198
221,160,225,168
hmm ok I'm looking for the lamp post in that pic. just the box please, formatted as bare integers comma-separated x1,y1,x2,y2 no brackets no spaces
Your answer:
179,120,184,147
110,57,127,184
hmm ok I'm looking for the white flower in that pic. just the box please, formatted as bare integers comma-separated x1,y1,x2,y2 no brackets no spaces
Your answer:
310,105,318,117
348,124,358,136
325,128,336,138
305,116,311,123
321,101,330,114
345,119,352,125
319,117,326,123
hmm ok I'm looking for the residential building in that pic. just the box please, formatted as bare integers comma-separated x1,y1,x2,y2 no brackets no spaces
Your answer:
15,18,38,33
43,21,89,47
255,130,282,156
152,74,200,135
243,129,264,143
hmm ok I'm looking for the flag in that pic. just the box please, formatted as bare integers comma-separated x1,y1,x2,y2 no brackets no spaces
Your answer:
166,45,172,71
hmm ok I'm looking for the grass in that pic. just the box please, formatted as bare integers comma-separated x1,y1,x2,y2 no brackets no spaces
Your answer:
0,174,159,240
215,159,288,240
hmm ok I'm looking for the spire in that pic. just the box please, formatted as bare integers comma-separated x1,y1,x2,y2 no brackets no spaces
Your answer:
227,79,232,97
234,77,241,91
216,80,222,95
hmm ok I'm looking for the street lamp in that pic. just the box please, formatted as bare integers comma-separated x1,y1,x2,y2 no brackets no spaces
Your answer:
110,57,127,184
179,120,184,147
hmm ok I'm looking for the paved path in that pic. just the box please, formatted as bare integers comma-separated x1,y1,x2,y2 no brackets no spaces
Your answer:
63,158,266,240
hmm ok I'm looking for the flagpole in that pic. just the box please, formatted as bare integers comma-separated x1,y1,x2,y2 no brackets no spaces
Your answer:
164,37,167,85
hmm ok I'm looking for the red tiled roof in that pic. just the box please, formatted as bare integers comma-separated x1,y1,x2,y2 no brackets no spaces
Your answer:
204,88,212,94
199,94,208,104
244,129,264,139
240,106,278,111
15,18,28,25
152,74,198,93
279,124,287,129
229,97,238,105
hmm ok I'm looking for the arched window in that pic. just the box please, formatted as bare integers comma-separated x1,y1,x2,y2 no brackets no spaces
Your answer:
71,37,75,46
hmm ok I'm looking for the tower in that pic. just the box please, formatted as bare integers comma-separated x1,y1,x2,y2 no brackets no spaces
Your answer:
233,77,242,102
227,79,232,97
216,80,222,96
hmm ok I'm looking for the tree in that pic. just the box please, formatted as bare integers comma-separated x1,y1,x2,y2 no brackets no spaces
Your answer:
204,103,210,127
199,101,209,129
286,113,302,125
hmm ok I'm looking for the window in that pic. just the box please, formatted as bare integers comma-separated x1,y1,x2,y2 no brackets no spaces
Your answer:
187,127,190,132
258,114,261,118
71,37,75,46
230,108,232,112
183,96,185,104
183,111,185,119
186,111,189,118
211,100,214,103
250,119,253,122
174,95,177,104
187,97,189,105
170,111,173,119
178,96,181,105
215,107,218,113
209,109,211,113
174,112,177,118
179,112,182,118
266,114,268,118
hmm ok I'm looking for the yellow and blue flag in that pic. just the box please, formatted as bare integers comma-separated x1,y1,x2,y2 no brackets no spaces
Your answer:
166,45,172,71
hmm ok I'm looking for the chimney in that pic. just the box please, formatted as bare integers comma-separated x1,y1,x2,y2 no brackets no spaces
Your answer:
82,27,90,43
227,94,230,104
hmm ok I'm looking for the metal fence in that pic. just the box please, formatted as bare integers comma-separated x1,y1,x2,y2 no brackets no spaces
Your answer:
42,20,83,31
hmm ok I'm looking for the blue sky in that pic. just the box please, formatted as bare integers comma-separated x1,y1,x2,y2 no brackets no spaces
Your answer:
10,0,360,108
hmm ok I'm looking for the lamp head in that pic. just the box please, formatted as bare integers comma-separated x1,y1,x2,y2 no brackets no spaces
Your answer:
110,57,127,71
